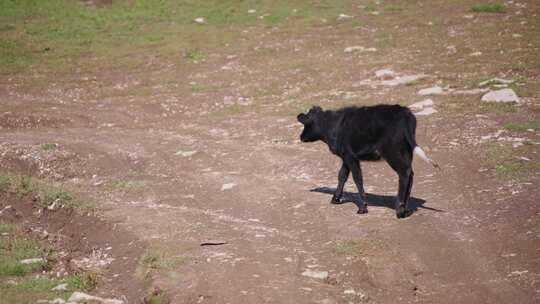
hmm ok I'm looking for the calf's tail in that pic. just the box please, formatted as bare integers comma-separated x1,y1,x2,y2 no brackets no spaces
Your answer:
413,146,440,169
404,111,441,170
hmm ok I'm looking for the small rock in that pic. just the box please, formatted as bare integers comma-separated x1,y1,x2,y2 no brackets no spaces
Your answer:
343,289,355,295
175,150,197,157
409,99,434,110
481,89,519,103
381,75,423,86
343,46,376,53
302,269,329,280
68,292,123,304
50,298,66,304
374,69,395,79
415,108,438,116
221,183,236,191
469,51,482,56
52,283,68,291
248,9,256,14
418,86,443,96
20,258,44,264
194,17,206,24
337,14,353,21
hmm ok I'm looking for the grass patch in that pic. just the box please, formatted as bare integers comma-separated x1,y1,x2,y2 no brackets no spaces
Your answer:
481,143,539,180
335,240,359,256
41,143,58,151
440,98,517,115
503,121,540,132
0,171,93,211
140,247,188,271
471,4,505,13
0,223,49,277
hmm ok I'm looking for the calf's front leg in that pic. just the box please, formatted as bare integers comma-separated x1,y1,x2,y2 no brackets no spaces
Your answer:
331,162,349,204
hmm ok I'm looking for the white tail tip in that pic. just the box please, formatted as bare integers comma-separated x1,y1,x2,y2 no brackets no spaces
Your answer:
414,146,440,169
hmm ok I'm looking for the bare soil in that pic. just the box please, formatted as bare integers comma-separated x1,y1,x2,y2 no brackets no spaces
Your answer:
1,1,539,303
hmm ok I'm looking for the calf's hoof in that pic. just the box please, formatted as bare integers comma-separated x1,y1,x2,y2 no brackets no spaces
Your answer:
357,203,368,214
330,196,342,204
396,205,411,219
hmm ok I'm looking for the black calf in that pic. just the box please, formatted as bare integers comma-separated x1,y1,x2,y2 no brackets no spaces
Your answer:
297,104,438,218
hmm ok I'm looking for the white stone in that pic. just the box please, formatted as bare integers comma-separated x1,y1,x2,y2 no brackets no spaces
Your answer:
409,99,434,110
221,183,236,191
175,150,197,157
418,86,443,96
68,292,123,304
481,89,519,103
344,46,376,53
248,9,256,14
381,75,423,86
50,298,66,304
374,69,395,79
343,289,355,295
302,269,329,280
52,283,68,291
337,14,353,20
20,258,44,264
415,108,438,116
194,17,206,24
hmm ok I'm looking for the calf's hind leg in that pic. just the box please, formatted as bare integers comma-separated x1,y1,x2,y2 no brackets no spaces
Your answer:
385,150,413,218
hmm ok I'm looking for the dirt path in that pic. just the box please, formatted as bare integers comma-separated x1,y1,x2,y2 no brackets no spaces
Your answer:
1,1,539,303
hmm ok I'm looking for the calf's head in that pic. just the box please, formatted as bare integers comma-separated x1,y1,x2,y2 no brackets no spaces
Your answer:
297,106,323,142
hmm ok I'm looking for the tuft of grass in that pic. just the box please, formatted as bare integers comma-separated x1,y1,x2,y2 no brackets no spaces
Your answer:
41,143,58,151
471,4,505,13
335,240,359,256
66,271,100,292
0,171,93,212
141,247,187,271
503,121,540,132
481,143,539,180
0,225,47,276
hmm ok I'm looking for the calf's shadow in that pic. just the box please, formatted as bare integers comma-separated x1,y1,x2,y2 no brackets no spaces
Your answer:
310,187,444,217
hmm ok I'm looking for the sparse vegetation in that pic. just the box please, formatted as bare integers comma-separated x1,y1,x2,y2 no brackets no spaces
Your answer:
481,143,539,180
0,171,93,211
471,4,505,13
335,240,359,256
0,221,99,303
503,121,540,132
41,143,57,151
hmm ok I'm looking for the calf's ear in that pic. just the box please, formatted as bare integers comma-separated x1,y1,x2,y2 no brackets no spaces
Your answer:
297,113,309,124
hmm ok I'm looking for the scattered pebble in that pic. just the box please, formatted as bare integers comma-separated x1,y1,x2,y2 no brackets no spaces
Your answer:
337,14,353,21
302,269,329,280
374,69,395,79
248,9,256,14
68,292,123,304
478,78,514,87
344,46,377,53
415,107,438,116
175,150,197,157
221,183,236,191
409,99,434,110
20,258,44,264
51,283,68,291
381,75,424,86
194,17,206,24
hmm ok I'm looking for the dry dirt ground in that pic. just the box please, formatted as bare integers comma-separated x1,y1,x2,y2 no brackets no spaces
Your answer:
1,1,540,303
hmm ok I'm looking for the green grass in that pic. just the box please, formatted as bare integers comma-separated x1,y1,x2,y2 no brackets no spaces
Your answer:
503,121,540,132
481,143,539,180
471,4,505,13
0,0,362,73
0,224,48,277
0,171,93,211
41,143,58,151
335,240,359,256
